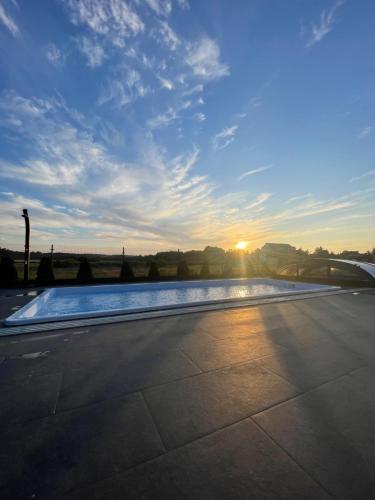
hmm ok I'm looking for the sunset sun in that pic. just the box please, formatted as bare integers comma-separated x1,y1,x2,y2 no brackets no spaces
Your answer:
235,241,248,250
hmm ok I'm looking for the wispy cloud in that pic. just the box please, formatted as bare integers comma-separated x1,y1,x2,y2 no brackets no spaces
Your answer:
144,0,172,17
177,0,189,9
45,44,63,67
98,68,149,107
246,193,272,210
183,84,204,96
0,3,19,37
148,100,191,129
76,36,105,68
349,170,375,183
304,0,345,48
158,76,174,90
186,37,229,81
358,126,373,139
212,125,238,151
238,165,272,181
63,0,144,47
250,97,262,108
286,193,314,204
0,90,288,252
154,19,180,50
194,112,206,122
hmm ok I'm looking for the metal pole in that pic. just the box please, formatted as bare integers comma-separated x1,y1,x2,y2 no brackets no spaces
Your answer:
22,209,30,285
50,244,54,266
122,246,125,264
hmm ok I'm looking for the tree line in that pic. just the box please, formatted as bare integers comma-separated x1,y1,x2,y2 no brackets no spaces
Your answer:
0,255,222,288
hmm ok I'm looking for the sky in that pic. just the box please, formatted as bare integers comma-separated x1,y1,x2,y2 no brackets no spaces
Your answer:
0,0,374,254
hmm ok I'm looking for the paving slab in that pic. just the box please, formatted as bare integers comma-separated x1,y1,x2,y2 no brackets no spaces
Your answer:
257,340,370,390
58,349,200,410
336,327,375,358
2,393,165,500
144,362,299,449
292,294,375,334
0,343,119,383
66,417,330,500
0,332,72,357
65,315,216,356
254,375,375,499
183,334,288,371
0,372,62,425
348,363,375,387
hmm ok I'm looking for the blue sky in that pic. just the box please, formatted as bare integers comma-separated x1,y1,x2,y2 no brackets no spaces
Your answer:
0,0,374,253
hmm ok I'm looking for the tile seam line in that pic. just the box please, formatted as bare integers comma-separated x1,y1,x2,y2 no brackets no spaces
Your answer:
250,372,361,419
258,357,373,394
138,391,168,453
178,348,204,373
61,410,335,500
3,354,300,424
249,416,335,499
9,374,363,495
2,340,371,421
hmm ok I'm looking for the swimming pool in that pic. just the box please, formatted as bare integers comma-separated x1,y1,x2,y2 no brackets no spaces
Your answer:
4,278,339,326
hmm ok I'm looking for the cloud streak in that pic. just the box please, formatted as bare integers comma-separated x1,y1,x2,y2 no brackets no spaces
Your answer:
212,125,238,151
186,37,229,80
304,0,345,48
358,126,373,139
238,165,272,181
0,3,19,37
349,170,375,183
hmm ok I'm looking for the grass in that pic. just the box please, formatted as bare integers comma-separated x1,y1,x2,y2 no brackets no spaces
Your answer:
14,261,226,280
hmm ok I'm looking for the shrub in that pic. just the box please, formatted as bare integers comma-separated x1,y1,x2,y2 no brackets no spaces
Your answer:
199,259,210,279
120,261,134,281
246,260,255,277
222,257,233,278
259,262,272,276
36,257,55,284
77,258,93,282
148,261,160,279
177,259,190,279
0,256,18,287
54,258,79,268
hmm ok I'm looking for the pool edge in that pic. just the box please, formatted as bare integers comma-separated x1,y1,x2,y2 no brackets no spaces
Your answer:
4,283,340,327
0,287,367,337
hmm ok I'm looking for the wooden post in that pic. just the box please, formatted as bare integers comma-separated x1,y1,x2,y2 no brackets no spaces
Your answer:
22,209,30,285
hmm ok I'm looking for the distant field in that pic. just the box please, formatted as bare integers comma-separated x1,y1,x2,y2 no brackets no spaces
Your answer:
13,261,227,280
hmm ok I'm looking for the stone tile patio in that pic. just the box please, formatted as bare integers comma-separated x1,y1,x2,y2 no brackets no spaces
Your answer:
0,289,374,499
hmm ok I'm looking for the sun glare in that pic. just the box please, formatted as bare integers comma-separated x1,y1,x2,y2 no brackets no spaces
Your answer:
235,241,248,250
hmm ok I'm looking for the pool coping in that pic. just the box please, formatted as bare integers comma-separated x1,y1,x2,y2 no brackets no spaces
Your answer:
0,287,368,337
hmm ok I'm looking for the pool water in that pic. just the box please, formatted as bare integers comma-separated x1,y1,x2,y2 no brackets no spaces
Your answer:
5,278,339,326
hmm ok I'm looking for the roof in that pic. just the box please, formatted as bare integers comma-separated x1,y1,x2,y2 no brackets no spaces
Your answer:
262,243,296,253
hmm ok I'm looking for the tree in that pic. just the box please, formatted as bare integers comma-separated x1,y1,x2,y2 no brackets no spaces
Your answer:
177,258,190,279
222,255,234,278
77,258,93,282
199,259,210,279
120,261,134,281
36,256,55,284
313,246,330,258
0,256,18,287
148,261,160,279
259,261,272,276
246,260,255,277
